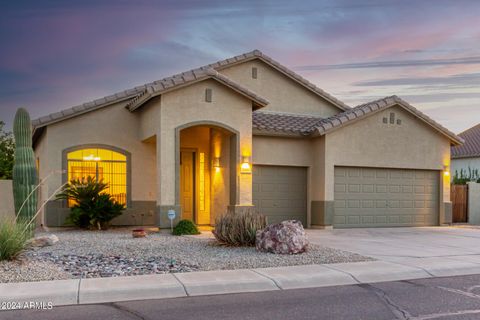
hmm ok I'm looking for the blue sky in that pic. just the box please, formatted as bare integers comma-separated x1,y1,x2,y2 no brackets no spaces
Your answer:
1,0,479,133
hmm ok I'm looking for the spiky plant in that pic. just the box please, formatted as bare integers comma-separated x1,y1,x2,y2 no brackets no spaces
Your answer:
12,108,38,237
213,208,267,246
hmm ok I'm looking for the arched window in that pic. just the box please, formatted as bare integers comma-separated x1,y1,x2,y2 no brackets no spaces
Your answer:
66,147,128,205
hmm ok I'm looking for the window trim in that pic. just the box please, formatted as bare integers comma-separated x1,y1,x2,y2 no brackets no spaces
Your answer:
62,144,132,208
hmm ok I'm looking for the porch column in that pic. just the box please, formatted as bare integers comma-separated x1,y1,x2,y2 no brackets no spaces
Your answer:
228,128,253,213
155,128,181,228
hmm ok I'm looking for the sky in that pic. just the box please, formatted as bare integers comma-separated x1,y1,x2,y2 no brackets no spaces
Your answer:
1,0,479,133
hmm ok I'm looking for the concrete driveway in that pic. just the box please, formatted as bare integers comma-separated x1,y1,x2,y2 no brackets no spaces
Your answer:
307,227,480,273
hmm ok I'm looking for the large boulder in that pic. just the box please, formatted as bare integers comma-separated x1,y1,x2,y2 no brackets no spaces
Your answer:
256,220,308,254
29,234,59,247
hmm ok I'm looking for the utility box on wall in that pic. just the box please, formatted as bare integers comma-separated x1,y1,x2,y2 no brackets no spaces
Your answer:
0,180,15,220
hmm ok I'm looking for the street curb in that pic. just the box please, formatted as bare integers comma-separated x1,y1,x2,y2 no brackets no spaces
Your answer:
2,259,480,309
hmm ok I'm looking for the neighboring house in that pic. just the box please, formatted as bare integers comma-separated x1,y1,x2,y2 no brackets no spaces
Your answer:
32,50,463,229
451,124,480,180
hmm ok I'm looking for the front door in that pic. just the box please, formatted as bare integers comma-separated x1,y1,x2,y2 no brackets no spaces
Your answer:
180,150,195,221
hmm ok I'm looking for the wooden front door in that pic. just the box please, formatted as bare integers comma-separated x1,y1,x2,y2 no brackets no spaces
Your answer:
180,150,195,221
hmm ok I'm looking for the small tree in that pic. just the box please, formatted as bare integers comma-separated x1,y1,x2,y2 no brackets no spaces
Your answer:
0,121,15,180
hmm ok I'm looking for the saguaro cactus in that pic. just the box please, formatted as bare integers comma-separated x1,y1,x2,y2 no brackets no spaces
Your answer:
12,108,38,236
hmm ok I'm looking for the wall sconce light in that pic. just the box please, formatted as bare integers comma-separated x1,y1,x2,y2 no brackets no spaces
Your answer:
213,157,221,172
443,165,450,177
240,156,251,174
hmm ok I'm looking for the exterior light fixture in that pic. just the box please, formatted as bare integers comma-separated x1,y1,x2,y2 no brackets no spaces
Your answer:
240,156,251,174
443,165,450,177
213,157,221,172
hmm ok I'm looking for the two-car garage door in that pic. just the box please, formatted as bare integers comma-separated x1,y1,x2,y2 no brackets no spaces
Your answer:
334,167,439,228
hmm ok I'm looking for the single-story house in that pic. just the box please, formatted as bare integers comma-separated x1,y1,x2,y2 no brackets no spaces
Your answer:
451,124,480,180
32,50,463,229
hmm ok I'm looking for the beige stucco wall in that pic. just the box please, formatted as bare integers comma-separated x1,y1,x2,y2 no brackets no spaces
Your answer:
37,102,157,207
220,60,342,117
253,135,316,226
139,97,161,141
156,78,253,207
323,105,451,204
0,180,15,221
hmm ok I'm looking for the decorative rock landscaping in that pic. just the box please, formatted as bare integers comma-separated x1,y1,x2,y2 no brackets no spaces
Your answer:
0,229,373,283
256,220,309,254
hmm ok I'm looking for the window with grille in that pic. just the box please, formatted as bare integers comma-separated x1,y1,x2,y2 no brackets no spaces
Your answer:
66,148,127,206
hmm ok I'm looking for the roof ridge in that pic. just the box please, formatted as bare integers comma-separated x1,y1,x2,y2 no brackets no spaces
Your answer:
254,110,324,119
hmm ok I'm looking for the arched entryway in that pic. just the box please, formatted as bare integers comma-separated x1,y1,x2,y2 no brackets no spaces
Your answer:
175,121,238,226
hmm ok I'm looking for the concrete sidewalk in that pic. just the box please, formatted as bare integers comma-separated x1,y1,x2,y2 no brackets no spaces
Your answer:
3,256,480,309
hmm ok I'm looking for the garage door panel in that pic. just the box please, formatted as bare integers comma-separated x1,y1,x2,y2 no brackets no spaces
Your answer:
253,165,307,226
334,167,439,228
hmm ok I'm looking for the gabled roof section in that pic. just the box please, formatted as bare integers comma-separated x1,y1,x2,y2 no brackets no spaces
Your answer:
452,124,480,159
205,50,350,111
310,95,464,145
126,68,268,112
33,49,344,131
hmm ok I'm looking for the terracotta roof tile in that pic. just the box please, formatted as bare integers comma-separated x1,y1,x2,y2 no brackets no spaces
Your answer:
311,96,463,145
252,111,323,135
452,124,480,158
32,49,347,129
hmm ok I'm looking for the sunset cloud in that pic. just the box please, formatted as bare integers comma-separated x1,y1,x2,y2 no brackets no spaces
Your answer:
1,0,479,133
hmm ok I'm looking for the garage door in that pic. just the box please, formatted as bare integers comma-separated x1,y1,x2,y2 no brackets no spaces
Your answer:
334,167,439,228
253,165,307,226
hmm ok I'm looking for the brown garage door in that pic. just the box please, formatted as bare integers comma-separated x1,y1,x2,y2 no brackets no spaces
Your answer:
334,166,439,228
253,165,307,226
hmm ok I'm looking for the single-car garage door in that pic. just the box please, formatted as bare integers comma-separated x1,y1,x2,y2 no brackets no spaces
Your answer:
253,165,307,226
334,167,439,228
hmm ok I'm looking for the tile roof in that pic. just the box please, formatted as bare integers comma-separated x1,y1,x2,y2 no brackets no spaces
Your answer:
311,95,464,144
32,49,348,130
452,124,480,158
252,111,323,136
252,96,464,145
126,68,268,112
207,50,350,111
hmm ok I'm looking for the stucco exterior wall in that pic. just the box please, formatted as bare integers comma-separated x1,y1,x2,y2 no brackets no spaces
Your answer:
139,97,161,141
252,136,313,166
220,60,342,117
34,127,48,227
467,182,480,225
157,78,253,208
0,180,15,221
320,105,452,225
34,102,157,226
43,102,156,201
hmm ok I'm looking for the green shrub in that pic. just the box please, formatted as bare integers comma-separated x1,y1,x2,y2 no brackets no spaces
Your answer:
213,208,267,246
56,177,125,230
173,219,200,235
0,218,30,261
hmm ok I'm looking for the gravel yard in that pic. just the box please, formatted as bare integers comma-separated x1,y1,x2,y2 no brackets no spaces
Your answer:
0,229,373,283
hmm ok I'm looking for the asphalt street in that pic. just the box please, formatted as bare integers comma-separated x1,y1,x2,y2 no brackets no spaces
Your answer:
4,274,480,320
